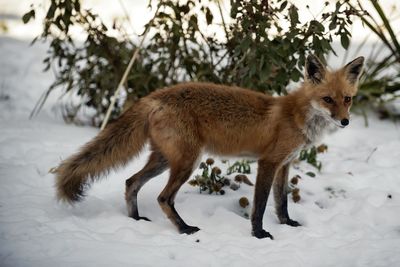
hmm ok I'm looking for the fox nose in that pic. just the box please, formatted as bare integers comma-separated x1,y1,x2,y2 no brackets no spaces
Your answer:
341,119,349,126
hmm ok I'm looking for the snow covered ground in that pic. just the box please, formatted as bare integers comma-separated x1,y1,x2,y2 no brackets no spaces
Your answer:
1,36,400,267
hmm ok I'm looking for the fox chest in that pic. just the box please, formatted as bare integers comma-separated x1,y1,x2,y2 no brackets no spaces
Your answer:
283,144,305,165
303,114,330,144
283,116,329,165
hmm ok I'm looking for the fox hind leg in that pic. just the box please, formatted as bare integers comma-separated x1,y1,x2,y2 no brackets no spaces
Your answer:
125,148,169,221
148,109,201,234
157,155,199,235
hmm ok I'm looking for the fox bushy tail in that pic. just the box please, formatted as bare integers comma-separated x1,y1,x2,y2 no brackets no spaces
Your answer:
55,103,149,203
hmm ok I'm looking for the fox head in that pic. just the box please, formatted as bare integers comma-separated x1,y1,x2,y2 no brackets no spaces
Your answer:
304,55,364,128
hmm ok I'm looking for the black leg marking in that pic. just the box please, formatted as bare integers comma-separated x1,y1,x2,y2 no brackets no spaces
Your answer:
158,158,200,235
251,160,277,240
273,164,301,227
125,150,168,221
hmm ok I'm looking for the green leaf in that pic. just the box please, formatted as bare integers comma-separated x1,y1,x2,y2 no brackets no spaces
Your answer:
205,7,213,25
22,10,35,24
306,172,316,177
74,1,81,12
288,5,299,27
310,20,324,33
340,34,350,49
279,1,288,11
291,68,302,82
46,3,56,19
329,15,337,30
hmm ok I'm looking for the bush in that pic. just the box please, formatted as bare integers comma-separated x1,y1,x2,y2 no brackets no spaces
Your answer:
24,0,362,125
345,1,400,122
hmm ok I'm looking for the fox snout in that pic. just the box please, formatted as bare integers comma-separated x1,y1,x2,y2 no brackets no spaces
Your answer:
331,116,349,128
340,118,349,126
332,115,350,128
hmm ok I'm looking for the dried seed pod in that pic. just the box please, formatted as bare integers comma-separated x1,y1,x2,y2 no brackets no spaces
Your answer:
230,182,240,191
290,175,300,185
317,144,328,153
292,194,301,203
212,167,221,175
206,158,215,165
223,178,231,186
292,159,300,165
219,189,225,195
212,183,222,192
239,197,250,208
235,174,244,183
292,188,300,195
241,175,254,186
199,162,207,169
188,179,198,186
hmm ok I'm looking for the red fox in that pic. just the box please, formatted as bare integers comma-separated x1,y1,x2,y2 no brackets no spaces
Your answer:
55,55,364,239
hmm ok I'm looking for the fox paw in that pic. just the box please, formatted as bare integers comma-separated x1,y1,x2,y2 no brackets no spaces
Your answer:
252,229,274,239
180,225,200,235
284,219,301,227
132,216,151,222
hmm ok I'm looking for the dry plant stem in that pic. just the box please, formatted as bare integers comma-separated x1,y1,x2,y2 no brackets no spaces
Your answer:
100,4,160,130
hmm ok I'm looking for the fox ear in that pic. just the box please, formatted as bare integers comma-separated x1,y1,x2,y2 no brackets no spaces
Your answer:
343,56,364,84
305,55,326,84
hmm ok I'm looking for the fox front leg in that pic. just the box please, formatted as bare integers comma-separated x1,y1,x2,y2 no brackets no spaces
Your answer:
273,164,301,227
251,159,279,239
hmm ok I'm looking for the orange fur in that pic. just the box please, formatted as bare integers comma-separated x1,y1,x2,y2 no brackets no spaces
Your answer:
55,55,364,238
56,101,150,202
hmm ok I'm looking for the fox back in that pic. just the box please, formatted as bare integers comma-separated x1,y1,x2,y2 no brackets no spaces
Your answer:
144,83,276,156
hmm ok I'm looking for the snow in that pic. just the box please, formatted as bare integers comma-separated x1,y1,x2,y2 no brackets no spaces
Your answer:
1,36,400,267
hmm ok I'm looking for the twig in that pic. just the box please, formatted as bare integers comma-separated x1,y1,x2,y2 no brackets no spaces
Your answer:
366,147,377,163
29,87,52,119
361,107,369,127
100,4,160,131
118,0,135,34
217,1,229,39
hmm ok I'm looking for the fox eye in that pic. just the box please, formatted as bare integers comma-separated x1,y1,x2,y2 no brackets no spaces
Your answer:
322,96,334,104
344,96,352,103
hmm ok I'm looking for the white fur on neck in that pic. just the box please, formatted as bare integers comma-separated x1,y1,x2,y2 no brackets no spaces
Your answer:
303,100,332,144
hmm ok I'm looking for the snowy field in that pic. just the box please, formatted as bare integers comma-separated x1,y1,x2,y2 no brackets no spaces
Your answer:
1,35,400,267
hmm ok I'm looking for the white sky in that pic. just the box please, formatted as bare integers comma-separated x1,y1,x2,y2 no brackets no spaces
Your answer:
0,0,399,41
1,0,399,67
